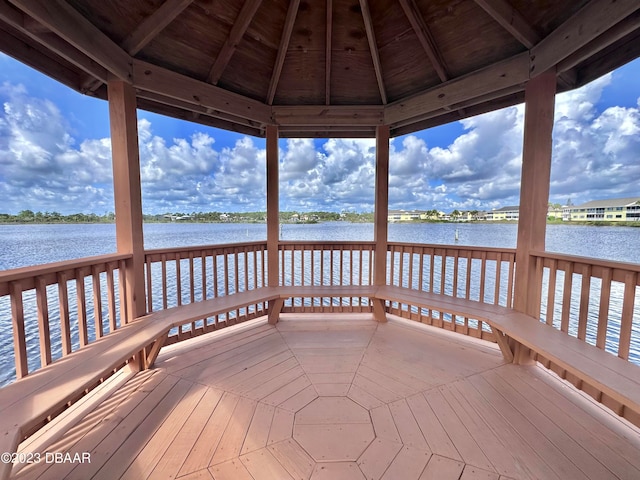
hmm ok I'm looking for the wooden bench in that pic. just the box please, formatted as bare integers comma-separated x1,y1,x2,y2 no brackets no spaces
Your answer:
374,285,640,427
0,287,280,480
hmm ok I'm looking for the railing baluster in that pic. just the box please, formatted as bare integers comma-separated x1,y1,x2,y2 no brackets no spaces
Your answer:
106,263,117,333
201,251,207,300
91,266,104,338
234,249,240,320
577,264,592,341
618,272,637,360
213,253,219,326
561,261,574,333
429,248,435,294
10,281,28,378
176,257,182,307
145,257,153,313
161,254,168,310
452,250,459,298
464,251,472,326
418,250,424,292
479,251,487,303
507,253,515,308
76,268,89,347
494,253,502,305
545,259,557,326
35,276,52,366
596,268,612,349
398,246,404,289
118,259,128,325
189,253,195,303
57,272,72,355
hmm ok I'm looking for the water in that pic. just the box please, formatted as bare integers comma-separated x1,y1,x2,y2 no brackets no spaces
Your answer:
1,222,639,385
2,222,638,268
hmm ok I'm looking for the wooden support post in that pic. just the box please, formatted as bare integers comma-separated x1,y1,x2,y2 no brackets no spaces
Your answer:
108,78,146,322
513,71,556,364
373,125,390,322
266,125,280,322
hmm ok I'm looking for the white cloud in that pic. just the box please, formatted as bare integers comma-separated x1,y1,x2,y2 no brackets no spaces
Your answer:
0,68,638,215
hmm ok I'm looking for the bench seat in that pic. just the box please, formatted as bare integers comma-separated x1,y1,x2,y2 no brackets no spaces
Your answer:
373,285,640,427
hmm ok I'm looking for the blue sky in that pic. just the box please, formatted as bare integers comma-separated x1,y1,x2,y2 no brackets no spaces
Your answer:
0,52,638,215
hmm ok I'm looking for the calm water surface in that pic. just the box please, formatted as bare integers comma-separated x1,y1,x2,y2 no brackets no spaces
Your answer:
1,222,638,269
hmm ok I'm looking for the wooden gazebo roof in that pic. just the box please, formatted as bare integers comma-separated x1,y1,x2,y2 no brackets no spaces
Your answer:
0,0,639,138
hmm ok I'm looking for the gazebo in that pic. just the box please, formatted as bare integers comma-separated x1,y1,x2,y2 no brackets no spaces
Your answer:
0,1,639,479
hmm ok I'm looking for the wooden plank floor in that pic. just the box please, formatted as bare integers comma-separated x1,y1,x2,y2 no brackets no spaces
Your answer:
12,314,640,480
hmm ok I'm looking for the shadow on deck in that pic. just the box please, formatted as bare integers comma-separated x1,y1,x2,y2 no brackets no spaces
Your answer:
12,314,640,480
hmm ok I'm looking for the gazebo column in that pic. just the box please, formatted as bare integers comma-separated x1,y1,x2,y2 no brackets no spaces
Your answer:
266,125,282,324
373,125,390,322
108,79,146,323
513,71,556,362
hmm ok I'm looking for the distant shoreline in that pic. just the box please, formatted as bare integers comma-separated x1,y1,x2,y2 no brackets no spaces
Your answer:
1,219,639,227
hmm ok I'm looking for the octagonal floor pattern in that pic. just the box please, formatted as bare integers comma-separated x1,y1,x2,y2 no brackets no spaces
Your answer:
14,315,640,480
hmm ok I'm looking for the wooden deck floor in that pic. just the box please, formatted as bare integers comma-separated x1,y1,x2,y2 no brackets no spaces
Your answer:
12,315,640,480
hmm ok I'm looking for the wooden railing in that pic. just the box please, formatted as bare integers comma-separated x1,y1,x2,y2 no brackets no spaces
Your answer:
386,243,516,339
144,241,268,344
0,254,130,382
532,250,640,365
278,241,376,311
4,241,639,385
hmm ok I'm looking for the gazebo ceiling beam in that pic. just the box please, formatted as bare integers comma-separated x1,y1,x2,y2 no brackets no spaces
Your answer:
136,98,263,137
385,52,530,125
473,0,573,89
121,0,194,55
267,0,299,105
529,0,640,77
0,2,108,83
557,9,640,73
133,60,273,124
359,0,387,104
0,26,81,90
136,90,263,130
272,105,384,126
207,0,262,85
325,0,332,105
9,0,131,81
399,0,449,82
473,0,540,48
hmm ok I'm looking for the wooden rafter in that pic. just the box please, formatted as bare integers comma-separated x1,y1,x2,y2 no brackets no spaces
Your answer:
530,0,640,77
121,0,194,55
267,0,299,105
325,0,332,105
385,52,530,124
399,0,449,82
0,27,82,90
473,0,539,48
272,105,384,126
207,0,262,85
473,0,575,88
359,0,387,104
9,0,131,81
557,9,640,73
0,3,108,82
132,60,272,124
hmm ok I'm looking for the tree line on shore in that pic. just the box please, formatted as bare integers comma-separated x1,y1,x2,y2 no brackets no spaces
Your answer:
0,210,375,224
